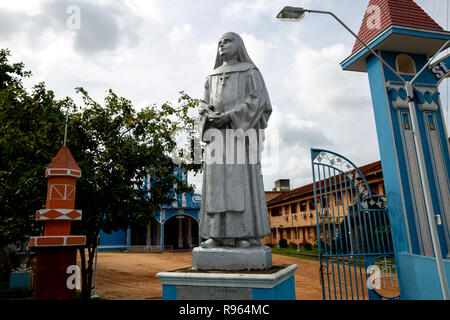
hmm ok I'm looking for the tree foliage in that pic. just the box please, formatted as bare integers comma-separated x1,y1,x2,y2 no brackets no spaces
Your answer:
0,49,66,248
67,88,201,299
0,48,202,298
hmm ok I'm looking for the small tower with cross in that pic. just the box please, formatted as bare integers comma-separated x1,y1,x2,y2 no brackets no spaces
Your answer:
29,146,86,299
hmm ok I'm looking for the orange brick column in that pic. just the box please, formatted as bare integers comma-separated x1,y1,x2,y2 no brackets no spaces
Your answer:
29,146,86,300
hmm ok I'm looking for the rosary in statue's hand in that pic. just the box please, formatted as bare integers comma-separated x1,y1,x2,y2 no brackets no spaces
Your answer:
208,111,230,128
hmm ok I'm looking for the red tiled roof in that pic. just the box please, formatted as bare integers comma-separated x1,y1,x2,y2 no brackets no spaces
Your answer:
267,160,382,206
48,146,81,171
353,0,443,53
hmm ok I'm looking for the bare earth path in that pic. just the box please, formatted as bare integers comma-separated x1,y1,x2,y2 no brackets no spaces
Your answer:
84,251,323,300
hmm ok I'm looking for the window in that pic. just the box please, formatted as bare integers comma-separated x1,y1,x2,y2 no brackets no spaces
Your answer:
396,54,416,75
308,199,315,210
287,229,291,239
284,205,289,214
291,203,297,213
370,184,379,195
300,201,307,212
271,207,282,216
320,195,329,207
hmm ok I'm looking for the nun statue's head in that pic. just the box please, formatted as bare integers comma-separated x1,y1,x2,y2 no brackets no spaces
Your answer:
214,32,255,69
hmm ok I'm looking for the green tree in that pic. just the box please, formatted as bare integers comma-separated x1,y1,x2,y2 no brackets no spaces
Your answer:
67,88,201,299
0,49,66,250
0,49,202,298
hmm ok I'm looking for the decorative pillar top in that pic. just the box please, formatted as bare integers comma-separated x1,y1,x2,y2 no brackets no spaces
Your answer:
45,146,81,178
341,0,450,72
29,146,86,247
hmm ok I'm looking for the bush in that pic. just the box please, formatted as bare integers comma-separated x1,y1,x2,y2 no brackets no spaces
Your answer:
278,239,288,248
288,242,297,249
303,242,312,251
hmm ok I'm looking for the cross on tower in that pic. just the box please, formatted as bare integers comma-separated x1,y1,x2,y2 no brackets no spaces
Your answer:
63,105,69,146
219,73,230,87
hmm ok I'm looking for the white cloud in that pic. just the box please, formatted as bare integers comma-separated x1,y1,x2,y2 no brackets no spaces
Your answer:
122,0,164,24
0,0,42,15
289,43,370,117
6,0,446,193
240,32,271,67
220,0,315,23
196,41,218,75
168,23,192,43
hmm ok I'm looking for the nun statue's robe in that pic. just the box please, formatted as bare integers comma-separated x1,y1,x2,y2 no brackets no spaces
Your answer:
199,33,272,241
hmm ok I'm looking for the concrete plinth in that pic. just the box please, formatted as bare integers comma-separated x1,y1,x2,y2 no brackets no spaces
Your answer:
192,246,272,271
34,247,77,300
156,264,298,300
9,269,33,291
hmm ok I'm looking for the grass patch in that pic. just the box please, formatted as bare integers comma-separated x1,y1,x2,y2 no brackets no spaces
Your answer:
271,247,320,261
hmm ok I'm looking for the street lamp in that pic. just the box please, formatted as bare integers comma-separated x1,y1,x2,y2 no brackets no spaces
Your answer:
275,225,279,248
91,233,101,300
277,5,450,300
276,6,306,21
293,214,300,252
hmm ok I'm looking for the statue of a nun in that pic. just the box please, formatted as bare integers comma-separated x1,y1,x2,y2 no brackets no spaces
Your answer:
199,32,272,248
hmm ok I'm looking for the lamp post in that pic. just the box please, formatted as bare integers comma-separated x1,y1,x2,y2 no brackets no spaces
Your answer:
277,5,450,300
91,233,100,300
275,225,279,248
293,214,300,252
283,215,289,248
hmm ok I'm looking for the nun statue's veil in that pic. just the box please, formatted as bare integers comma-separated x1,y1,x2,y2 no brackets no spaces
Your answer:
213,32,255,70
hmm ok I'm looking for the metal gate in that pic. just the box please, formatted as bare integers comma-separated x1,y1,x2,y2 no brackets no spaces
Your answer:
311,149,400,300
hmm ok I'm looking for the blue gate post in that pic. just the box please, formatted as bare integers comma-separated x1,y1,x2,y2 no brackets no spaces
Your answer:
160,221,164,252
341,0,450,299
126,227,131,251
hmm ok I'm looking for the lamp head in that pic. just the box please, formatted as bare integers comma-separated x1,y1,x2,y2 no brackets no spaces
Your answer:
276,6,307,21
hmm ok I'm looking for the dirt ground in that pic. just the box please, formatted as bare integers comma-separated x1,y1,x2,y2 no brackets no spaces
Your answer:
83,251,324,300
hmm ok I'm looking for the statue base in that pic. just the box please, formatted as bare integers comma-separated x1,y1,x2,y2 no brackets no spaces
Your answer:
191,246,272,271
156,264,297,300
9,269,33,291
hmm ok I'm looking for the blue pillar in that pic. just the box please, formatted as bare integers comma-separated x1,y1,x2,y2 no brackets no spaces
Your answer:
342,20,450,299
126,227,131,251
160,222,164,252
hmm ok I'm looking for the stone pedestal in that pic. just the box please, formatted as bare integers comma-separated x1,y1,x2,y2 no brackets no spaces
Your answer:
34,247,77,300
9,269,33,291
156,264,297,300
192,246,272,271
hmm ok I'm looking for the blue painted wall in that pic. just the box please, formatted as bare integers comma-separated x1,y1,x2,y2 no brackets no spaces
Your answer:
398,253,450,299
345,21,450,298
98,169,201,251
252,276,296,300
161,276,297,300
98,229,127,252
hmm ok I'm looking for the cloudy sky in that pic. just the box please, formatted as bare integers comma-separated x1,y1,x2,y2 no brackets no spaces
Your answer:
1,0,448,193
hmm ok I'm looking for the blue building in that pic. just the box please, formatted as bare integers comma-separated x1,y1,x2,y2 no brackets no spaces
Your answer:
98,168,201,252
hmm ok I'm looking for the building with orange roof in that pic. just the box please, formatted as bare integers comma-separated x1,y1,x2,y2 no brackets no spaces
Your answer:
263,160,385,247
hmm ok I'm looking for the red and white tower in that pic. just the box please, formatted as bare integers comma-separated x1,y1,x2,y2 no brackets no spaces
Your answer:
29,146,86,299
